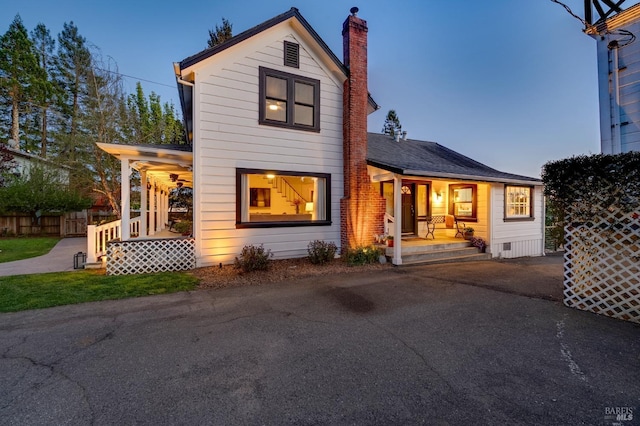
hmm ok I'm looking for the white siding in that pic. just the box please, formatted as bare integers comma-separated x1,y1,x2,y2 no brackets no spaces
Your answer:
489,184,545,259
596,20,640,154
189,26,344,266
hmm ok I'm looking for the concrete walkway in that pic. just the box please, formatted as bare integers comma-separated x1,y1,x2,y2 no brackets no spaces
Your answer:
0,237,87,277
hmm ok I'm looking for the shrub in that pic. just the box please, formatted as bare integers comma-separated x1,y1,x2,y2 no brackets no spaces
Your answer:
234,244,273,272
307,240,338,265
344,245,383,266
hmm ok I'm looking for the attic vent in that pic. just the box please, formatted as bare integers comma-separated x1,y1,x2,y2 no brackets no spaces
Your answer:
284,41,299,68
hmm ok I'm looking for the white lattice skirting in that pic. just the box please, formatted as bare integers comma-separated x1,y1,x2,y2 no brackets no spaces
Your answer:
564,209,640,324
106,238,195,275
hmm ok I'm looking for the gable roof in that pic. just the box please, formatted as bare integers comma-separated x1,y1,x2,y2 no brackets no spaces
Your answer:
174,8,379,144
366,133,541,185
179,8,345,74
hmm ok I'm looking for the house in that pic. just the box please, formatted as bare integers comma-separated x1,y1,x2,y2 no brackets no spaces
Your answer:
93,7,544,273
584,0,640,154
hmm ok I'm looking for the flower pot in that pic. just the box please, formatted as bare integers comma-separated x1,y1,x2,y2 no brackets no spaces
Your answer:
464,232,474,240
387,239,394,247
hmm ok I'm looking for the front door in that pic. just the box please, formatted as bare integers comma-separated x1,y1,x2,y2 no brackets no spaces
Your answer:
401,184,415,234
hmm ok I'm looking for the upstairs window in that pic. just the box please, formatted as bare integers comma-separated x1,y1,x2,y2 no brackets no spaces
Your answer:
505,185,534,220
259,67,320,132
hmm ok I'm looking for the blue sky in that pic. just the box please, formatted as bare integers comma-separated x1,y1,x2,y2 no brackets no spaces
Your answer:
2,0,602,178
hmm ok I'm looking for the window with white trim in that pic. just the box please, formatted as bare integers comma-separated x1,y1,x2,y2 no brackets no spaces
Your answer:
236,169,330,228
505,185,533,220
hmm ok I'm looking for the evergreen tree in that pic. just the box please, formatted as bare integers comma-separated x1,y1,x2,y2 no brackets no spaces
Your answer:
54,21,91,160
207,18,233,48
382,109,402,137
30,23,59,157
124,82,185,145
0,15,43,148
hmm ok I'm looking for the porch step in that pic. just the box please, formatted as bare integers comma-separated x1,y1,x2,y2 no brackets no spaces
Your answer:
400,251,492,266
386,243,491,266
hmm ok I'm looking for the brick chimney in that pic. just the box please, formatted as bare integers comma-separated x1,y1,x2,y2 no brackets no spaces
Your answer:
340,7,385,251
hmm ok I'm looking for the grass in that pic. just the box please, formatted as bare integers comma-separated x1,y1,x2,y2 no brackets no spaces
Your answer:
0,269,199,313
0,237,61,263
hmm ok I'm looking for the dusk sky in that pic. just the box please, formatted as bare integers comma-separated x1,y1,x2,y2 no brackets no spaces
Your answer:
2,0,603,178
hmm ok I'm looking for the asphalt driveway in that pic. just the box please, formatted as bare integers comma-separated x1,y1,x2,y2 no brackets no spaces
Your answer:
1,255,639,425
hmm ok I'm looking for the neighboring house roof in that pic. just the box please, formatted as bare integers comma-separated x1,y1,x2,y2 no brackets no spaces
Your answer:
174,7,379,144
4,145,71,170
366,133,542,185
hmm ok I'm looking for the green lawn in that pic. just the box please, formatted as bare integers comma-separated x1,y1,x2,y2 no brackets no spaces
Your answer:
0,237,61,263
0,270,199,313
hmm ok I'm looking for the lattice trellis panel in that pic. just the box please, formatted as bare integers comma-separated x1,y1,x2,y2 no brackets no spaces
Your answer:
106,238,195,275
564,206,640,324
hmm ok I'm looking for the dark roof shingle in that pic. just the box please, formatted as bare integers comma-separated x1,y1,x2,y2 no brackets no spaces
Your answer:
367,133,541,184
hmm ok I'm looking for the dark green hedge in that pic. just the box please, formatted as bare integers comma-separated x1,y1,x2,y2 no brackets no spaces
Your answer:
542,152,640,220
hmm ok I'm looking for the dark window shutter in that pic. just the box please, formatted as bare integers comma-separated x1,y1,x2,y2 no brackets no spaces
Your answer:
284,41,299,68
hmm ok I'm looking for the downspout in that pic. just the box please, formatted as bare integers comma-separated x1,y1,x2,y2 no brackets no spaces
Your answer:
610,40,622,154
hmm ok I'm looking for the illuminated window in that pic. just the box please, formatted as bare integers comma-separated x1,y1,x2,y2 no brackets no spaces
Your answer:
449,184,477,220
505,185,533,220
236,169,330,228
259,67,320,131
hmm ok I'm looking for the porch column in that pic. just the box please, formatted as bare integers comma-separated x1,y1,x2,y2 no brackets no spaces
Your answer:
140,170,148,237
120,158,131,241
148,179,156,236
163,187,169,229
393,174,402,265
157,186,164,232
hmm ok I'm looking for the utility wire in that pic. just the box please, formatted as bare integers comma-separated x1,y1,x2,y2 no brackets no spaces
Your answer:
95,68,176,89
550,0,635,48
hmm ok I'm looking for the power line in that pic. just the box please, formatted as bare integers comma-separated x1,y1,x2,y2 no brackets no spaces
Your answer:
95,68,176,89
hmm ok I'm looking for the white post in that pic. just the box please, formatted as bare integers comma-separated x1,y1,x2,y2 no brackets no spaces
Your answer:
120,158,131,241
87,224,97,264
149,179,156,236
140,170,148,237
157,185,164,233
393,174,402,265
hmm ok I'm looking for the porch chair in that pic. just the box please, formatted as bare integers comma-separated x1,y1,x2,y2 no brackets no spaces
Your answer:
453,216,466,238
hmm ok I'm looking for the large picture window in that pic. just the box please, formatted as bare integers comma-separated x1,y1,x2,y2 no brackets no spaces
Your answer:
449,184,477,221
505,185,533,220
236,169,330,228
259,67,320,132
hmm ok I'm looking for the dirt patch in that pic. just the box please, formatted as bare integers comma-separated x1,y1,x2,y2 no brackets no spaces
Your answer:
191,258,391,290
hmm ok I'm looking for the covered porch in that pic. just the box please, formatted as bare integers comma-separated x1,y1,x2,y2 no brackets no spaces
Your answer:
375,172,490,265
86,143,194,274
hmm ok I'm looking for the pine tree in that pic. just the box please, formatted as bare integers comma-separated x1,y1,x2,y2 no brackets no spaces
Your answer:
0,15,43,148
54,21,92,160
30,23,59,157
382,109,402,137
207,18,233,48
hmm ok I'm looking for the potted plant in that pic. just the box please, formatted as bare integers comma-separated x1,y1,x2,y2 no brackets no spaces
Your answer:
463,226,474,240
293,198,303,214
470,236,487,253
387,235,394,247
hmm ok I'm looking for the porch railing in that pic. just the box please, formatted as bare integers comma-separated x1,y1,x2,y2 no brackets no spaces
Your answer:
86,217,141,264
384,213,395,236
